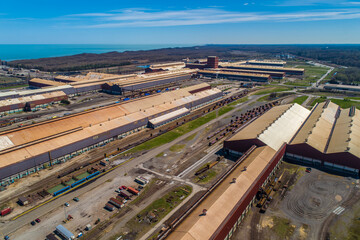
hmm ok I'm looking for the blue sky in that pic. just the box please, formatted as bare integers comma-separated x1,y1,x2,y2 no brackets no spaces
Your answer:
0,0,360,44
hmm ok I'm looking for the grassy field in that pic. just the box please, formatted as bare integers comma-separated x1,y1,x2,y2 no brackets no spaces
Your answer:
271,216,296,239
169,144,186,152
292,96,308,105
127,111,217,154
0,84,28,90
254,87,293,95
284,62,330,86
198,169,217,183
293,63,329,81
185,133,197,141
311,97,360,109
218,105,234,116
125,185,192,239
228,96,249,106
127,96,249,154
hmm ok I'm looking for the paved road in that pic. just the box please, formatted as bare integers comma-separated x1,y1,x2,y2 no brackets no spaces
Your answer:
311,66,334,88
138,165,205,240
0,93,264,238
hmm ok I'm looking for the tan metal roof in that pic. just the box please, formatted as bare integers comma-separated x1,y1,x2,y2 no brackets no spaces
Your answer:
0,85,221,168
219,64,304,72
326,108,360,158
247,60,286,64
0,91,66,108
199,70,270,78
167,146,276,240
290,101,339,153
29,78,66,86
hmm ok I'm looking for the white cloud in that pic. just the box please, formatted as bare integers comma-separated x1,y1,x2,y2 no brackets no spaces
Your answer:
68,8,360,28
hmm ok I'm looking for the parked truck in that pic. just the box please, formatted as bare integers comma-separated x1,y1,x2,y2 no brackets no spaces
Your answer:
0,208,12,216
55,224,75,240
109,198,124,208
127,186,139,195
104,203,115,212
119,191,131,200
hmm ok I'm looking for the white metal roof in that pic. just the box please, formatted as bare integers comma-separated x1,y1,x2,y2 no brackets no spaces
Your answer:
258,103,310,151
149,107,189,125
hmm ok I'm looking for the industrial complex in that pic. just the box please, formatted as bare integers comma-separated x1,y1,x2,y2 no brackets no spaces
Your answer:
1,55,358,240
0,83,222,186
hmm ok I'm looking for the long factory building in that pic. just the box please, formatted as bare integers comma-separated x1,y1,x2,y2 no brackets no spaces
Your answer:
0,91,67,115
219,68,285,79
246,60,286,67
198,70,271,82
28,70,196,96
166,101,360,240
220,64,304,76
0,84,223,186
102,70,195,95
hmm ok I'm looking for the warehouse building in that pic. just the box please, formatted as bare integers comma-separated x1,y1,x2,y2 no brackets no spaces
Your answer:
219,68,285,79
246,60,286,67
29,78,66,88
323,84,360,92
0,91,67,116
224,104,310,154
102,70,195,95
0,84,222,186
148,108,190,128
198,70,271,82
224,100,360,175
220,64,304,76
166,144,286,240
286,101,360,175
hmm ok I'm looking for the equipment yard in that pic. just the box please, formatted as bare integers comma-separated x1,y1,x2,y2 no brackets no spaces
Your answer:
233,162,360,240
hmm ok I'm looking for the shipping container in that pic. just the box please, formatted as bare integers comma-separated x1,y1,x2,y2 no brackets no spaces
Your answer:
119,191,131,199
109,198,124,208
105,203,114,211
127,186,139,195
134,177,146,185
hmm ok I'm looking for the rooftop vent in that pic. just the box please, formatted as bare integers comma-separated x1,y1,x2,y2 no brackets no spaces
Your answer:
323,100,330,108
349,106,356,117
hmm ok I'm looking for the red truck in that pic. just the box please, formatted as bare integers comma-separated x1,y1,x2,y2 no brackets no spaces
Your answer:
0,208,12,216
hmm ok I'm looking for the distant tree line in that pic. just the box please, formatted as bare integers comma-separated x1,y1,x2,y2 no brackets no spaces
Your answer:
7,45,360,72
331,67,360,85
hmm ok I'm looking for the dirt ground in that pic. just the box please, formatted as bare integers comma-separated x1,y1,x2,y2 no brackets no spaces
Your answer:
233,162,358,240
9,168,156,240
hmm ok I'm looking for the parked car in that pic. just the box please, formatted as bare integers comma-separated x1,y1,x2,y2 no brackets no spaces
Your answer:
306,167,312,173
35,218,41,223
121,185,127,190
64,202,70,207
30,221,36,226
73,197,79,202
4,235,10,240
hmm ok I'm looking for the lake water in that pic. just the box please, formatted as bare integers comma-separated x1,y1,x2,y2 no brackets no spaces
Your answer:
0,44,194,61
